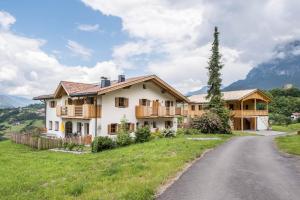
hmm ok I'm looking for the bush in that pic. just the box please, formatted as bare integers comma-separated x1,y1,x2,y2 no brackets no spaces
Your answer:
183,128,200,135
116,132,132,146
150,131,163,140
176,128,185,135
191,112,223,134
135,126,151,143
161,129,176,138
92,136,116,153
67,142,76,151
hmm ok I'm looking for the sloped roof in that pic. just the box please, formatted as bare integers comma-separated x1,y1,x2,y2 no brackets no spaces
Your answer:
33,75,189,102
189,89,268,103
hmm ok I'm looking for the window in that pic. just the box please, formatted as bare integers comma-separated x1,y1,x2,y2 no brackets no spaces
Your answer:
55,121,59,131
140,99,150,106
67,98,73,105
165,100,174,107
245,105,249,110
229,104,234,110
153,121,157,128
108,123,118,134
144,121,149,127
49,101,56,108
165,121,173,128
84,123,90,135
191,105,195,111
143,84,146,89
86,97,94,104
49,121,53,130
77,122,82,135
198,105,202,110
115,97,128,108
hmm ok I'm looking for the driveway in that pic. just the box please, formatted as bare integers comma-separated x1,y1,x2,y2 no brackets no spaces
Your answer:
157,133,300,200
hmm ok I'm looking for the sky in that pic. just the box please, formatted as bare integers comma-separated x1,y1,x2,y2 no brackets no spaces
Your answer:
0,0,300,97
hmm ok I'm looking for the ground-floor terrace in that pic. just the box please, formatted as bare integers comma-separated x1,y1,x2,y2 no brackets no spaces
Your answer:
232,116,269,131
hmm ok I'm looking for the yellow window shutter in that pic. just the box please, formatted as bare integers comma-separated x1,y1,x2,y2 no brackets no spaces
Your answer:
125,98,129,107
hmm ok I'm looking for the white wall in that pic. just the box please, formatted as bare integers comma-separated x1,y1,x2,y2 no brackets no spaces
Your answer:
45,98,63,137
100,81,177,136
257,116,269,130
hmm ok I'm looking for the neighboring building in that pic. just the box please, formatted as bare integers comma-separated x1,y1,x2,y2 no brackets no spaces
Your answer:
291,112,300,121
33,75,188,139
187,89,271,131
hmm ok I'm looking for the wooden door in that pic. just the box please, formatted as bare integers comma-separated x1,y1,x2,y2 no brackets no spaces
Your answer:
152,100,159,116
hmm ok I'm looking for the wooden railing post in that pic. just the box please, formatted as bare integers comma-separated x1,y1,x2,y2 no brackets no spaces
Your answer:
38,138,42,150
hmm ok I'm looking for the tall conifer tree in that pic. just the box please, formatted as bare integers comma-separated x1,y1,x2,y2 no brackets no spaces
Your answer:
206,27,231,133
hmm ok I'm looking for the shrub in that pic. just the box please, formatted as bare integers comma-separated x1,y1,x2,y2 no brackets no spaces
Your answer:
176,128,185,135
91,136,116,153
67,142,76,151
116,116,132,146
116,132,132,146
191,112,223,134
183,128,200,135
150,131,163,140
161,129,176,138
135,126,151,143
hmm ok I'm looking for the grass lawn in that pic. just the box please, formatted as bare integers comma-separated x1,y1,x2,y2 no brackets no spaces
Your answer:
275,135,300,155
272,123,300,133
0,134,231,200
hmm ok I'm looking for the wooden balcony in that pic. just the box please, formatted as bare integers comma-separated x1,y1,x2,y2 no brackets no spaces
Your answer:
231,110,268,117
56,104,101,119
135,105,176,118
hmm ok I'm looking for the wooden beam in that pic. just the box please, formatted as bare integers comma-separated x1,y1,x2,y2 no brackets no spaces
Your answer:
241,100,244,131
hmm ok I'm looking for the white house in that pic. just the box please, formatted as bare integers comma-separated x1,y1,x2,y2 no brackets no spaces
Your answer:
291,112,300,121
33,75,188,139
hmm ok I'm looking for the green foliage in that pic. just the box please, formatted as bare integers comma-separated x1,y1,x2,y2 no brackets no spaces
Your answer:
91,136,116,153
206,27,231,134
268,87,300,125
161,129,176,138
135,126,151,143
150,131,163,140
116,116,132,146
276,135,300,155
183,128,201,135
192,112,224,134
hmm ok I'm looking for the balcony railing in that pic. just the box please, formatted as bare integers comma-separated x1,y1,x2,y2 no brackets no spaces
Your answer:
56,104,101,118
136,105,176,118
230,110,268,117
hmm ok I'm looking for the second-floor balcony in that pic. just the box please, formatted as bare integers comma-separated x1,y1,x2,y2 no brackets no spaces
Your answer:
56,104,101,119
136,105,178,118
230,110,268,117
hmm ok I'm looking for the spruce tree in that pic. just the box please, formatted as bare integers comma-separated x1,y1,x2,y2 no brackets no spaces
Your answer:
206,26,231,133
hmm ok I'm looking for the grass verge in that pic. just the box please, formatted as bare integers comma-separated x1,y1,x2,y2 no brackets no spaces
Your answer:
0,134,231,200
272,123,300,133
275,135,300,156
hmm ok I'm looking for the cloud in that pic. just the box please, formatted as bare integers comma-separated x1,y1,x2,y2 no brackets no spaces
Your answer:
0,10,16,30
66,40,93,60
0,11,122,97
82,0,300,93
77,24,100,32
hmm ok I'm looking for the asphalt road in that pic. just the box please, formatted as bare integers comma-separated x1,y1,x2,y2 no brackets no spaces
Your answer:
157,134,300,200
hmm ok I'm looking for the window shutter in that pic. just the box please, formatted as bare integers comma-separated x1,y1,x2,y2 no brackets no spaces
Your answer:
117,124,121,133
108,124,111,135
115,97,119,107
147,100,150,106
125,98,129,107
139,99,143,106
130,123,135,132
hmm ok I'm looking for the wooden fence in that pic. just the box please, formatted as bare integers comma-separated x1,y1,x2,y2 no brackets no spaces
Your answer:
10,133,92,150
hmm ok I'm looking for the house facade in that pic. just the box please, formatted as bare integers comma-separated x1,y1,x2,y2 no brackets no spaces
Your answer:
186,89,271,131
33,75,188,139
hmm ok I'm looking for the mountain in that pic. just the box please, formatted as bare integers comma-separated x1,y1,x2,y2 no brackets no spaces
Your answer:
0,95,35,109
224,40,300,91
186,86,210,96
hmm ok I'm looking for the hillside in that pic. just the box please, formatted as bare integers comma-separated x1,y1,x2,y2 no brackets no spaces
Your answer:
0,94,36,108
0,104,44,136
224,40,300,91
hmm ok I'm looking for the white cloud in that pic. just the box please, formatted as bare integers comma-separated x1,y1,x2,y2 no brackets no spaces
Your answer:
82,0,300,93
66,40,93,60
0,11,16,30
0,11,122,97
77,24,100,32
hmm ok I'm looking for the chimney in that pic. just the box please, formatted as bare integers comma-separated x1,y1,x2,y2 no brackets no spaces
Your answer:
100,76,111,88
118,75,125,83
